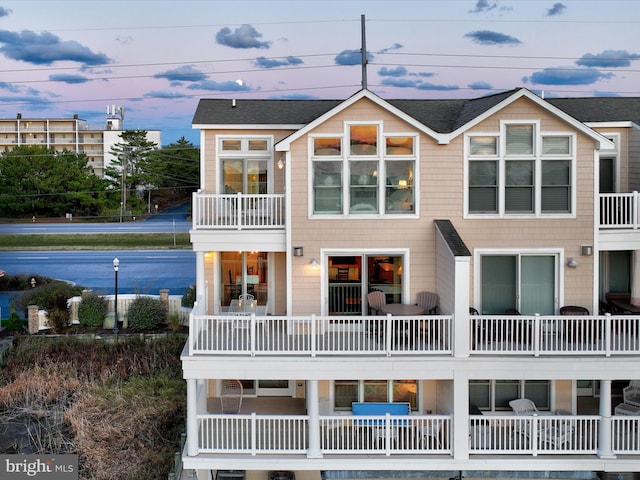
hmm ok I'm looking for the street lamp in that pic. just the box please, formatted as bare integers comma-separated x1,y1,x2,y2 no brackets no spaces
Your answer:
113,257,119,334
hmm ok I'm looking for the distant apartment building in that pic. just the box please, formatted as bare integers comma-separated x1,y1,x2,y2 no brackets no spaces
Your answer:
0,105,161,176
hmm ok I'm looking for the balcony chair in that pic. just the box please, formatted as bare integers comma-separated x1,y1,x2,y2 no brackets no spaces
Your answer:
560,305,590,315
623,380,640,407
231,294,256,328
421,418,444,448
509,398,539,415
367,290,386,315
220,379,243,414
416,291,439,314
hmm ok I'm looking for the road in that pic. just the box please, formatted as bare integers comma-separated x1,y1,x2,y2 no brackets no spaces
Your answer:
0,250,195,295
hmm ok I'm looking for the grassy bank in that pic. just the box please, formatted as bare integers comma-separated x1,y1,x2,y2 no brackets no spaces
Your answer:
0,335,187,480
0,233,191,250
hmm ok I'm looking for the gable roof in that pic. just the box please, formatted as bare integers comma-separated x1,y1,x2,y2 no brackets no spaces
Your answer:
192,89,640,146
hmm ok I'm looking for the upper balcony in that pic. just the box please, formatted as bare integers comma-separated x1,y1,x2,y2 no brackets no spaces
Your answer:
191,192,285,231
185,310,640,358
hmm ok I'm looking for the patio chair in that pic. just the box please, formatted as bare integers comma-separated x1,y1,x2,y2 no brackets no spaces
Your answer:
220,379,243,414
421,418,444,448
367,290,386,315
509,398,539,415
623,380,640,407
416,291,439,314
560,305,590,315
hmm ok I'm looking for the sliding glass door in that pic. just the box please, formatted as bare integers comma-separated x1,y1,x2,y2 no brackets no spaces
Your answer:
481,254,557,315
327,254,404,315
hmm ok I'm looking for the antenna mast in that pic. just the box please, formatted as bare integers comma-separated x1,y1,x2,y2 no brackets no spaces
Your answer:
361,14,367,89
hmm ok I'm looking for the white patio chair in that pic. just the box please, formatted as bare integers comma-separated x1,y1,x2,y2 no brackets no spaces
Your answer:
220,379,243,414
509,398,540,416
421,418,444,448
623,380,640,407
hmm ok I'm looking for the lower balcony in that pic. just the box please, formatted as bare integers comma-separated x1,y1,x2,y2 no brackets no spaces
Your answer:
192,410,639,458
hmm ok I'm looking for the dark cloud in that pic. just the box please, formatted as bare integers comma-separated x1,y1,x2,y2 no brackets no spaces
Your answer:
215,24,271,49
469,0,497,13
0,7,12,17
468,81,493,90
144,90,190,99
465,30,521,46
0,30,110,65
378,66,408,77
523,67,614,85
187,79,252,92
377,43,403,54
380,76,458,91
0,81,21,93
416,82,459,91
254,56,303,69
48,73,89,84
576,50,640,68
546,3,567,16
154,65,207,83
269,93,319,100
335,49,373,65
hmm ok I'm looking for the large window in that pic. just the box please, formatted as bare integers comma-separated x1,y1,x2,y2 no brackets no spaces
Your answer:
334,380,418,410
311,125,416,216
470,380,550,411
219,136,271,194
467,125,573,216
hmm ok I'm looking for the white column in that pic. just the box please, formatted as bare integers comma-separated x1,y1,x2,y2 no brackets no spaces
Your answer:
454,257,471,357
186,379,199,457
597,379,616,458
306,380,323,458
452,371,469,459
632,251,640,305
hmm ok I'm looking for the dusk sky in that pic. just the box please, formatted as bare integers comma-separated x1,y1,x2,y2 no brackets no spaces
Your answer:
0,0,638,145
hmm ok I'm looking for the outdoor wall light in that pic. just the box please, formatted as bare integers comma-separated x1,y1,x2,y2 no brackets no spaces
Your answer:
581,245,593,256
293,246,304,257
310,259,318,268
567,258,578,268
277,156,285,170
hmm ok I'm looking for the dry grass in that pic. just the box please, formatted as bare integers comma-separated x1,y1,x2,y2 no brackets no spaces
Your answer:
0,335,186,480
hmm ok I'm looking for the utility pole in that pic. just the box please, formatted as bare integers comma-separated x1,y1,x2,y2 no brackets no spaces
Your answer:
361,14,367,89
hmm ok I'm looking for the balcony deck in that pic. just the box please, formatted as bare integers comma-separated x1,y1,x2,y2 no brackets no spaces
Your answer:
192,409,639,458
187,314,640,357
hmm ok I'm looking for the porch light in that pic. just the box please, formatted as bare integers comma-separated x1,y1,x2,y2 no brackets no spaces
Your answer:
310,259,318,268
277,156,285,169
567,258,578,268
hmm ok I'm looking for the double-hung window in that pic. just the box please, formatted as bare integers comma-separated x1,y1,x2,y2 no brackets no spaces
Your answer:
311,124,416,216
467,123,573,216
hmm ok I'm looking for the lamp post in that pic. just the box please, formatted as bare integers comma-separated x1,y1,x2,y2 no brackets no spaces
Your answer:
113,257,119,334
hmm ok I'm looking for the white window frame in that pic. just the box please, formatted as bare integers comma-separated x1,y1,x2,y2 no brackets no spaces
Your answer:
465,122,576,219
217,135,274,194
469,379,551,412
308,125,418,218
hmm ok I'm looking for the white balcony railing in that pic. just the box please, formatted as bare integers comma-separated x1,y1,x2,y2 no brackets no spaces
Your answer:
188,312,640,357
600,192,640,229
192,192,285,230
189,314,453,356
193,413,640,457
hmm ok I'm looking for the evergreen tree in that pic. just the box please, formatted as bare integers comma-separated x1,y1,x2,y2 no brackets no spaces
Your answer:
0,146,109,219
104,130,158,217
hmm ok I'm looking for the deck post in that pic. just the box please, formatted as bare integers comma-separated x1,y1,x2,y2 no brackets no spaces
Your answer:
597,379,616,458
186,379,199,456
306,380,323,458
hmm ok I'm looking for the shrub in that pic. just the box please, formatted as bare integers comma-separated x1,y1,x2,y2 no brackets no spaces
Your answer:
16,281,82,312
5,311,25,332
127,296,167,332
181,284,196,308
78,293,108,329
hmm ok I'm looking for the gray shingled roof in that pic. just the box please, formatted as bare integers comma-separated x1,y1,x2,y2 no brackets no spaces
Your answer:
434,219,471,257
192,89,640,133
